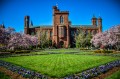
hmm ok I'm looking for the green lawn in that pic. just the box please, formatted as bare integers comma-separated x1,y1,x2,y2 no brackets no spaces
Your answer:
0,54,119,78
105,70,120,79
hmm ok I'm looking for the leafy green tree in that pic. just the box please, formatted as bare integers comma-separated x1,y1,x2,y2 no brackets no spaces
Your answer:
75,28,85,48
37,27,50,48
75,28,92,48
85,32,92,48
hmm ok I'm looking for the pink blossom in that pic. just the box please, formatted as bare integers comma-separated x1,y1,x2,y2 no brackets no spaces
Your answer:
91,25,120,48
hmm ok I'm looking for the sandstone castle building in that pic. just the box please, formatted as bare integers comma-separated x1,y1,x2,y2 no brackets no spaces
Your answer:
24,6,102,48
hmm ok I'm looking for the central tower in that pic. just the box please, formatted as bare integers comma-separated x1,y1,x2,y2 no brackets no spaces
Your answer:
52,6,70,48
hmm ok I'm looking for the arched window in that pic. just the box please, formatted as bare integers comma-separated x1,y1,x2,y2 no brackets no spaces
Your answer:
60,16,64,24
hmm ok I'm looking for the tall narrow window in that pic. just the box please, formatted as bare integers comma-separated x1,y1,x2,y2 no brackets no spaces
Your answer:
59,26,65,38
60,16,64,24
50,31,52,37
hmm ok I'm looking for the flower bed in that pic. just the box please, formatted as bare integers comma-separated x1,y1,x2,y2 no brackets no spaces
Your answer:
0,60,48,79
64,60,120,79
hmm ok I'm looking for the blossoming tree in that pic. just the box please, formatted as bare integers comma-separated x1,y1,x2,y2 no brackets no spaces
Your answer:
91,25,120,50
0,27,38,50
0,27,15,49
8,33,38,50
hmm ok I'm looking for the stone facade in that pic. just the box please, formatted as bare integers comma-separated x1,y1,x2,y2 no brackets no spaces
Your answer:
24,6,102,48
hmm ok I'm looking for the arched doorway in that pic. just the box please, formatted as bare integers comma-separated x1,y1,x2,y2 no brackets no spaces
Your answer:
59,41,64,48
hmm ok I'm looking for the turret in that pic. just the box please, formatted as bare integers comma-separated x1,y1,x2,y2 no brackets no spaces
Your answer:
92,15,97,26
98,16,102,26
24,16,30,34
0,23,5,28
53,6,59,15
98,16,102,32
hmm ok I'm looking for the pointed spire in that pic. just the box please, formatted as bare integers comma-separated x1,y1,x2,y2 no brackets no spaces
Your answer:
98,16,102,20
56,3,58,8
2,22,4,26
98,13,102,19
1,21,5,28
30,21,33,26
92,14,96,18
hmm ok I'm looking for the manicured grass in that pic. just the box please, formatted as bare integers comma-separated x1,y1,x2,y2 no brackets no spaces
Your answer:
0,72,11,79
0,54,119,78
105,70,120,79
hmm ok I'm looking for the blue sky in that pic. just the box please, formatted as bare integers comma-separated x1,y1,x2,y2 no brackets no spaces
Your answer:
0,0,120,32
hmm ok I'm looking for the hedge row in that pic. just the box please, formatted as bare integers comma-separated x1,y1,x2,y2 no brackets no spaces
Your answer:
80,48,89,50
94,50,115,53
15,50,30,54
0,50,30,54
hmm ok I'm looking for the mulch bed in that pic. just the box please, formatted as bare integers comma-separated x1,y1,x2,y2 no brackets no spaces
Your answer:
0,67,28,79
93,66,120,79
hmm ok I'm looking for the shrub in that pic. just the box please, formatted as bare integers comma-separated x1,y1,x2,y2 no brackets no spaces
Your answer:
0,50,6,52
94,50,101,53
15,51,23,54
0,50,15,53
80,48,89,50
94,50,114,53
101,50,106,53
102,50,113,53
6,50,15,53
14,50,30,54
21,50,30,53
115,51,120,53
